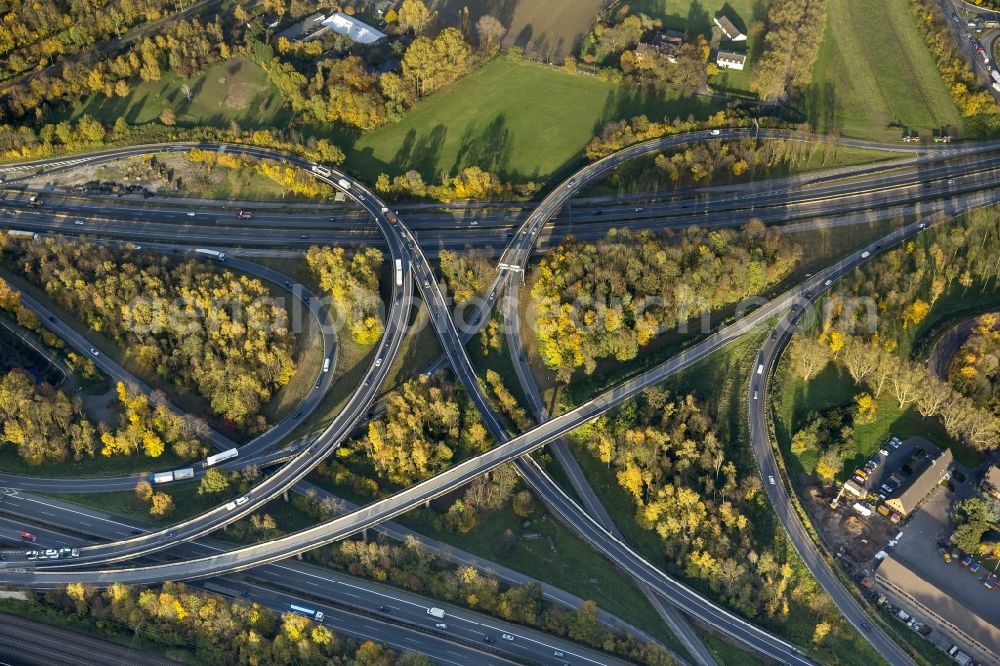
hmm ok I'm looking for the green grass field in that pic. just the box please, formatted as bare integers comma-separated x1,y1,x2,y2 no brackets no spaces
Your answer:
773,356,982,477
335,56,724,185
805,0,963,140
66,58,291,129
631,0,758,37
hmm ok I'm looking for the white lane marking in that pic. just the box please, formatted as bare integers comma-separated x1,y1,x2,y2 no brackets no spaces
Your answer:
13,495,139,530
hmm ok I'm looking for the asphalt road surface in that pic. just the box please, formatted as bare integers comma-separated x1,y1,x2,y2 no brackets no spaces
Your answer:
1,132,995,664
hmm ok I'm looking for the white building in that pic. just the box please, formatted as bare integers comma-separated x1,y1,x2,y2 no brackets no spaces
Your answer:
323,13,387,44
716,50,746,71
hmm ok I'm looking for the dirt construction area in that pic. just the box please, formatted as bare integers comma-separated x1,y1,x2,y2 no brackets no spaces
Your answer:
802,483,899,564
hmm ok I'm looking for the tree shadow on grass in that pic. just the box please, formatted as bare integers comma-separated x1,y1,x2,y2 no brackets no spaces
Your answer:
391,124,448,177
451,113,512,176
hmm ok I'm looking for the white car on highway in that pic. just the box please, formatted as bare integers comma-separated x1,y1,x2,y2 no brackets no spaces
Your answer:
225,496,250,510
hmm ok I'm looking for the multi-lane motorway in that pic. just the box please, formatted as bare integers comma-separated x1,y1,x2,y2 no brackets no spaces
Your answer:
0,146,417,569
0,500,617,666
2,130,999,665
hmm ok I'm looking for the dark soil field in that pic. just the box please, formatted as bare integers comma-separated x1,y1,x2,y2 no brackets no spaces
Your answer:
429,0,607,60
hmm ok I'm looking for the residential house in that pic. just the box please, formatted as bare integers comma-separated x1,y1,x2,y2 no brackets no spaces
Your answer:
635,29,685,64
716,49,746,71
714,13,747,41
276,12,329,41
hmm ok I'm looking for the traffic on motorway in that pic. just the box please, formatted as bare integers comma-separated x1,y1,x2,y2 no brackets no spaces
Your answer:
2,130,998,665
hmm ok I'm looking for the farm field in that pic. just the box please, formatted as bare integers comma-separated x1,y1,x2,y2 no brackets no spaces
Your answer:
804,0,963,140
428,0,606,60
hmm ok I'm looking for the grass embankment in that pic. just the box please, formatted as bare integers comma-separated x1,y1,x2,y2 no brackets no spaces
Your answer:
41,480,240,525
582,143,903,196
0,447,187,478
403,503,686,653
805,0,963,140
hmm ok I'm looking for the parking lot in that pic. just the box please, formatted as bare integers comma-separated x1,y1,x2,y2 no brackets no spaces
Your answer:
881,481,1000,665
850,436,934,500
893,487,999,620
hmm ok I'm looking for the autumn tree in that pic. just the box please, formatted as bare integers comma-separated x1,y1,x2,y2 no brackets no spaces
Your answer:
532,225,801,381
475,15,506,55
397,0,431,34
402,28,473,97
3,241,295,430
149,491,175,518
198,468,230,495
0,368,96,464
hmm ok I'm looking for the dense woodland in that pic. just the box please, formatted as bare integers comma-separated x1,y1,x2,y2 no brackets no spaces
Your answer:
530,223,801,381
0,238,296,430
103,381,208,459
0,0,189,80
570,388,849,642
305,245,384,345
307,535,675,666
824,207,1000,343
32,582,420,665
949,314,1000,415
749,0,827,100
0,368,95,464
343,375,489,486
437,249,492,306
639,138,843,186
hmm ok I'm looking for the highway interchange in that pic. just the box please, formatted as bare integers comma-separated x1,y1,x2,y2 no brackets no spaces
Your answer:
0,130,997,665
